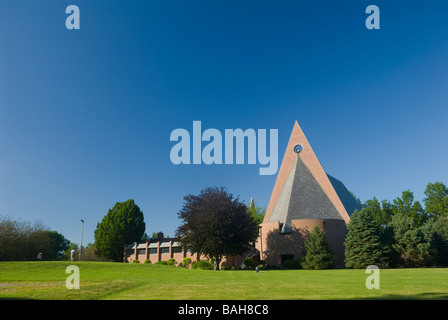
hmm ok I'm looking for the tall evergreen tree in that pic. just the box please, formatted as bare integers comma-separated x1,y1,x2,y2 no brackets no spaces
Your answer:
94,199,146,261
344,210,389,269
301,226,334,270
247,198,265,226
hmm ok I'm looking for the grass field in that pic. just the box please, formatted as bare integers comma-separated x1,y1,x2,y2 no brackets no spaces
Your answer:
0,261,447,300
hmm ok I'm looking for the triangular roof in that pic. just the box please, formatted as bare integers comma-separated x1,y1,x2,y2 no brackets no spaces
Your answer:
264,121,354,227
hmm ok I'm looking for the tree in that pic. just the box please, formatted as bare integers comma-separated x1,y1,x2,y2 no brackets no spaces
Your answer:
247,198,265,226
390,213,430,267
0,216,69,261
362,197,393,227
422,217,448,266
0,216,44,260
175,187,258,270
344,210,389,269
71,243,109,261
423,182,448,218
94,199,146,262
37,230,70,260
301,226,335,270
392,190,427,227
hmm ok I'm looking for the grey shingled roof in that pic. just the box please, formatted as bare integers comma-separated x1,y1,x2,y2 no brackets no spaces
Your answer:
268,156,355,233
327,174,361,218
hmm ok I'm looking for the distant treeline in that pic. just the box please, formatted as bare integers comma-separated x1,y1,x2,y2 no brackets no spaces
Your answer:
0,216,107,261
0,216,70,261
346,181,448,268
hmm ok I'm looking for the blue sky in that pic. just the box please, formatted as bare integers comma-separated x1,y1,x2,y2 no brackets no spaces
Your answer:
1,0,447,245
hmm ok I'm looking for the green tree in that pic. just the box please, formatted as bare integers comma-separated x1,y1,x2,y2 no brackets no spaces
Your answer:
0,216,69,261
64,243,79,260
392,190,427,227
422,217,448,266
362,198,393,227
80,243,109,261
423,182,448,218
151,232,164,240
39,231,70,260
94,199,146,262
247,198,266,226
175,187,258,270
301,226,335,270
344,210,389,269
390,213,430,267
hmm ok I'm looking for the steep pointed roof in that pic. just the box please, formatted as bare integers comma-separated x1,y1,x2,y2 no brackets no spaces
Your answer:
264,121,355,228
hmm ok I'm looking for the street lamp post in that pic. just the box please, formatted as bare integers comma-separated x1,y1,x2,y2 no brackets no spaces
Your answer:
79,219,84,261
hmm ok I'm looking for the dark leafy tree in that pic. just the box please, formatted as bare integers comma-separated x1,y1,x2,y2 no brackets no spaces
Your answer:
301,226,335,270
35,230,70,260
344,210,389,269
94,199,146,261
0,216,69,261
175,187,258,270
422,217,448,266
390,213,430,267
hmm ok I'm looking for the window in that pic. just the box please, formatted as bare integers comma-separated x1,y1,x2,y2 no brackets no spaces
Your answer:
161,247,169,254
137,249,146,255
149,248,157,255
173,246,182,253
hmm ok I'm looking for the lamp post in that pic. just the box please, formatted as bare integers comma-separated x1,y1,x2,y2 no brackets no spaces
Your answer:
79,219,84,261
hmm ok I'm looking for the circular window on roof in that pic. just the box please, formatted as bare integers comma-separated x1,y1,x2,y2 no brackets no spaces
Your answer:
294,144,303,154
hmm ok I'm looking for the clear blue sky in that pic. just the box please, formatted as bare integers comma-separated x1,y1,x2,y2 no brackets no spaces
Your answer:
1,0,447,245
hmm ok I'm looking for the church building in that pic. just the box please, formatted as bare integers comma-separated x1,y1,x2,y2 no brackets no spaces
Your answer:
256,121,360,267
125,121,360,268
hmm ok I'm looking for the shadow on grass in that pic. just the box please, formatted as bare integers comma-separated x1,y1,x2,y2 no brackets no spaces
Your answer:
358,292,448,300
0,297,37,300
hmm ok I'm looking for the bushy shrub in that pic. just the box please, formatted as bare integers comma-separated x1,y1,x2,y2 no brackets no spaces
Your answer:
143,259,151,264
167,258,177,266
191,260,213,270
132,259,140,263
155,260,168,265
182,257,192,268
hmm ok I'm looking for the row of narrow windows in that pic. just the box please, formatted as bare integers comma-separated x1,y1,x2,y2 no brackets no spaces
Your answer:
131,247,185,256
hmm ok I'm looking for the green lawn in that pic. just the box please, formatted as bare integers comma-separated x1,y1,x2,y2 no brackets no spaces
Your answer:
0,261,447,300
